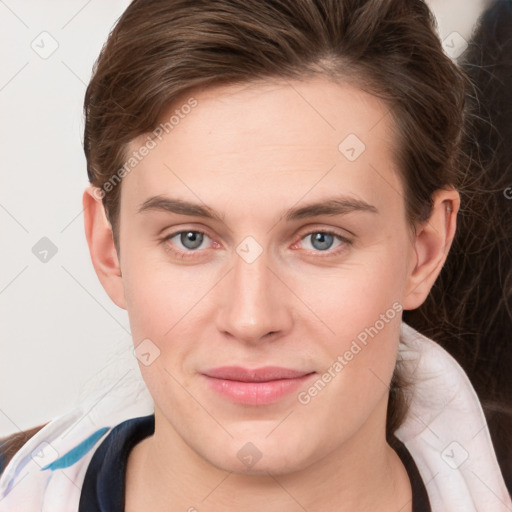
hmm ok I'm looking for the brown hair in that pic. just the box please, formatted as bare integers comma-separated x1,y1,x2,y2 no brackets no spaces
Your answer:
83,0,472,442
405,0,512,491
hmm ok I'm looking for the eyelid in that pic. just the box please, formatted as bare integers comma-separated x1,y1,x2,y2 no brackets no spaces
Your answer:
295,224,353,240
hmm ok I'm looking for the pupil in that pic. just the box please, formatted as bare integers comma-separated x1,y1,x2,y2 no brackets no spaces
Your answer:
182,231,203,249
313,233,332,251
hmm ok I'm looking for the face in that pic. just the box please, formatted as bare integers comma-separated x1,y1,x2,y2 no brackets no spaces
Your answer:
116,78,417,475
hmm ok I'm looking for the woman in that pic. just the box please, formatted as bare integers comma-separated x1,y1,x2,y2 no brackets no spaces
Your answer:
0,1,510,511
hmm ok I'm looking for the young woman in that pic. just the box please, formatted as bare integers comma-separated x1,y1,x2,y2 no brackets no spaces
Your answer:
1,1,511,511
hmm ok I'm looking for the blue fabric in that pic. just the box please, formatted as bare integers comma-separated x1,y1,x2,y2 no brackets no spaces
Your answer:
41,427,109,471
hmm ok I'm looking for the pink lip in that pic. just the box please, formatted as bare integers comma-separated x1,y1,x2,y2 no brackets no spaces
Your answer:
202,366,316,405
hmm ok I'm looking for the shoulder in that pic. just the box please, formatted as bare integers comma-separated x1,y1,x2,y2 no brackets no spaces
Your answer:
0,423,49,476
0,410,115,511
397,322,512,510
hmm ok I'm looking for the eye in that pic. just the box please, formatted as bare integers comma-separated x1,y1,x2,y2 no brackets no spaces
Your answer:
161,229,213,259
294,229,352,256
161,227,352,260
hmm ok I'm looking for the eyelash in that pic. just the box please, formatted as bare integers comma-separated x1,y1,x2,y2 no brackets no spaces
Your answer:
160,228,352,260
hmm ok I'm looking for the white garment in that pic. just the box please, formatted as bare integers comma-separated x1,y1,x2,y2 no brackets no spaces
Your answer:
0,321,510,511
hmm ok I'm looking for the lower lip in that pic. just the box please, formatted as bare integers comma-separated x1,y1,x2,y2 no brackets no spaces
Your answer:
203,373,316,405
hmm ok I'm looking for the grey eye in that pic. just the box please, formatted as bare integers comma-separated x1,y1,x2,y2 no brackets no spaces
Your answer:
179,231,204,250
308,232,335,251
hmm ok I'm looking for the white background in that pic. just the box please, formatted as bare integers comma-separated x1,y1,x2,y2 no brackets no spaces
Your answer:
0,0,492,436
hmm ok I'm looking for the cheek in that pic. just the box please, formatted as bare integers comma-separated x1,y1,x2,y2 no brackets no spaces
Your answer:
300,244,406,398
298,302,401,445
122,259,198,411
122,247,210,340
121,251,217,399
303,245,407,342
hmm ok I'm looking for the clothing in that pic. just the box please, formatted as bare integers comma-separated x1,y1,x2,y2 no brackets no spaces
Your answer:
0,422,431,512
78,414,432,511
0,322,510,511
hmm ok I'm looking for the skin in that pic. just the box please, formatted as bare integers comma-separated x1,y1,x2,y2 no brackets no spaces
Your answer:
83,77,459,512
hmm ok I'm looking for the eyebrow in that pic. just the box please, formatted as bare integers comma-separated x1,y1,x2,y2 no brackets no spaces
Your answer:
137,194,379,222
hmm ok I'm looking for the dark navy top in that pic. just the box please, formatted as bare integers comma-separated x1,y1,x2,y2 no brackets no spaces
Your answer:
78,414,431,511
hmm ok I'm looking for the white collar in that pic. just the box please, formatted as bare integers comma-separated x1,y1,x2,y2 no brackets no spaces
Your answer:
396,322,511,511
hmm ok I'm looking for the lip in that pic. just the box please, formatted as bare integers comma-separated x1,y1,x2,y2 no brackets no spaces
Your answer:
201,366,316,405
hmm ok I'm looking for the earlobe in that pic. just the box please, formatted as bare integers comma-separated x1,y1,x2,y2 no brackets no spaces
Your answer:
402,187,460,310
82,186,127,310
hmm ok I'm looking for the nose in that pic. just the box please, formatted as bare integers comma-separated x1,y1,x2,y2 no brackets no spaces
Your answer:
215,243,294,344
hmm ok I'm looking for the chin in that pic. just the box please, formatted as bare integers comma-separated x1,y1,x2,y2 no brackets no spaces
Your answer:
202,433,317,476
213,453,311,477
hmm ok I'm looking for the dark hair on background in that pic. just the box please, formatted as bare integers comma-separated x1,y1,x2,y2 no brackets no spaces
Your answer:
404,0,512,493
83,0,477,461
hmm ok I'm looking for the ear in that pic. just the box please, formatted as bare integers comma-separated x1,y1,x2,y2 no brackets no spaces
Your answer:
402,186,460,310
83,186,127,310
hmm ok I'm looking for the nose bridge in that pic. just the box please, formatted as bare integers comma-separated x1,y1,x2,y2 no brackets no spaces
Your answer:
216,236,292,342
234,241,270,301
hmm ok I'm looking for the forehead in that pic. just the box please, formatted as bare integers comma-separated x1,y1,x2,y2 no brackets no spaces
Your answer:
120,78,403,218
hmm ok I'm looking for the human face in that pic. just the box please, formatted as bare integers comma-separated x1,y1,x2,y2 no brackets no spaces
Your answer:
118,77,415,475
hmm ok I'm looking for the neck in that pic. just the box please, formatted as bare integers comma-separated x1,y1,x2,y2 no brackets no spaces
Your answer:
125,402,412,512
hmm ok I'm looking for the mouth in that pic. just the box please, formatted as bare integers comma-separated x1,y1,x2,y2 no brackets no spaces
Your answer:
201,366,316,405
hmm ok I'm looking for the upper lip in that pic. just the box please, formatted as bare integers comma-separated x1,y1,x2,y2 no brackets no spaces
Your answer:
202,366,314,382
